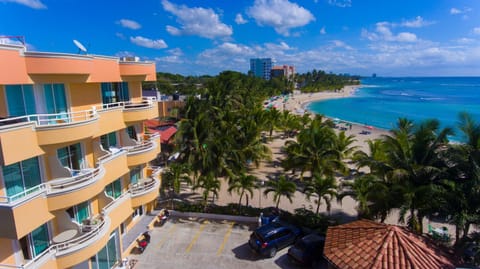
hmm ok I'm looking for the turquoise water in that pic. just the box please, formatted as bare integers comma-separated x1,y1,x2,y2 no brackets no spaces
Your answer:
307,77,480,141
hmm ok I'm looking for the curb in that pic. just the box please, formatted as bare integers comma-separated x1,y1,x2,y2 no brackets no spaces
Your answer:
169,210,258,223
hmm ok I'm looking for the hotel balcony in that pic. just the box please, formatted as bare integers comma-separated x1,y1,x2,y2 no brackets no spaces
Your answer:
52,215,111,269
125,133,160,167
130,174,161,208
0,187,53,240
0,109,99,147
46,166,106,211
122,97,158,123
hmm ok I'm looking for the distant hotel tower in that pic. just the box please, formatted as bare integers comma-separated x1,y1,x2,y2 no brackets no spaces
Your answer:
0,38,161,268
249,58,273,80
271,65,295,80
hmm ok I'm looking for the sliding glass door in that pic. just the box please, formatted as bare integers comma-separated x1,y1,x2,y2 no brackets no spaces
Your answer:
2,157,42,199
101,82,129,104
91,232,119,269
57,143,83,171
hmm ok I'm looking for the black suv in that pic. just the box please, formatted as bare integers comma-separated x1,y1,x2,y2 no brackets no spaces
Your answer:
287,233,326,266
248,221,302,258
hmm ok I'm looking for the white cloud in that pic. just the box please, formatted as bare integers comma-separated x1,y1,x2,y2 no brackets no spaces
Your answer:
1,0,45,9
130,36,168,49
320,26,326,35
450,8,462,15
235,14,248,24
400,16,434,28
328,0,351,8
161,0,232,39
362,22,418,43
265,41,293,51
473,27,480,35
118,19,141,30
331,40,353,50
155,48,185,64
246,0,315,36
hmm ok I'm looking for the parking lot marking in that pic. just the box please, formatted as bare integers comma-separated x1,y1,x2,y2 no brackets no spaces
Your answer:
156,224,177,248
185,221,207,253
216,222,234,256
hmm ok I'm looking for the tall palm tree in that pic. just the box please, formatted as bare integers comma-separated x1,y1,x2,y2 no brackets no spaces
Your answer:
304,173,338,215
263,175,297,209
228,173,257,208
381,118,453,232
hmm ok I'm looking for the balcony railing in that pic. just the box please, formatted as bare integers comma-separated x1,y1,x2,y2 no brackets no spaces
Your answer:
97,99,154,112
48,167,105,193
0,167,104,207
124,134,158,155
102,191,130,215
130,177,159,197
0,109,97,129
53,216,110,255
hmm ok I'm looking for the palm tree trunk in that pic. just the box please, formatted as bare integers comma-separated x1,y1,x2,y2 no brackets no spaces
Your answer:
316,200,321,215
276,198,280,209
238,191,244,210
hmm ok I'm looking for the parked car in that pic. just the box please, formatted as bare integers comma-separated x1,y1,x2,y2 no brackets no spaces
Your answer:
287,234,326,266
249,221,302,258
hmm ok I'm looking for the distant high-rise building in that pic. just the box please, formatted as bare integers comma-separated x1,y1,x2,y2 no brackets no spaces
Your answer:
271,65,295,80
250,58,273,80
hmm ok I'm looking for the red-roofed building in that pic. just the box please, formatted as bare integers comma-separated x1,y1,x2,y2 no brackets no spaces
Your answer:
323,219,456,269
145,119,177,144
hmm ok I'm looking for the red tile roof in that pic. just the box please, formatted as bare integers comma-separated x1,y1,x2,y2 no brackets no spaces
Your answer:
144,119,177,143
323,219,455,269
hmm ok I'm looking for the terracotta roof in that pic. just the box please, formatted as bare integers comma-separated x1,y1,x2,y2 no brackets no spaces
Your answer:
323,219,455,269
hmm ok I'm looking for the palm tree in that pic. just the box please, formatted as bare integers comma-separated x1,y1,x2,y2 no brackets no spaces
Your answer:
283,115,345,180
381,118,453,232
194,172,221,211
162,162,191,209
263,175,297,209
304,173,338,215
228,173,257,209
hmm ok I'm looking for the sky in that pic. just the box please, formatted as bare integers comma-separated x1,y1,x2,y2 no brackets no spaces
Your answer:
1,0,480,77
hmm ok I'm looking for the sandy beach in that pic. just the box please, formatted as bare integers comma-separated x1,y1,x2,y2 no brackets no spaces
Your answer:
214,86,390,221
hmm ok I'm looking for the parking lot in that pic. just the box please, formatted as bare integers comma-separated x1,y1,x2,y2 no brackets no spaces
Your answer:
129,217,308,269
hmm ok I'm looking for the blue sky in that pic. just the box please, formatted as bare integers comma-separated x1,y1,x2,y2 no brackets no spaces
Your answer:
1,0,480,76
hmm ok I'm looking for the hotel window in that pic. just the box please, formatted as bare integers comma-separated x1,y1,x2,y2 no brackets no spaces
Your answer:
130,166,142,185
42,83,67,115
66,201,91,224
100,132,118,150
126,125,137,140
19,223,50,259
105,179,122,199
1,157,42,200
90,232,120,269
57,143,83,171
5,84,36,116
132,206,144,219
101,82,129,104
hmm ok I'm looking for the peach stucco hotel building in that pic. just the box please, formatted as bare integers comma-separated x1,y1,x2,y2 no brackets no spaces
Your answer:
0,40,161,268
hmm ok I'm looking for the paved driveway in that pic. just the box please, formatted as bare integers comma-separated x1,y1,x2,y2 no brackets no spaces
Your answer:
128,217,307,269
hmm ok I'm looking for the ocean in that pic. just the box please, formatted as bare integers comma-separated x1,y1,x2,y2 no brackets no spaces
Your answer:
306,77,480,142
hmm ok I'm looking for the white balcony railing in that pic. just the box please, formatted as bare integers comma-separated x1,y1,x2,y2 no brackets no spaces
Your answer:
130,177,159,197
97,99,153,113
0,109,97,129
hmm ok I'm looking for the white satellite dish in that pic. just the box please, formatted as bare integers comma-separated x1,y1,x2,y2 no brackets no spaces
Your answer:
73,39,87,54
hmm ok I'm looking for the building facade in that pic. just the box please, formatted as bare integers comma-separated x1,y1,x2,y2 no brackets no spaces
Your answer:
0,42,161,268
249,58,273,80
271,65,295,80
